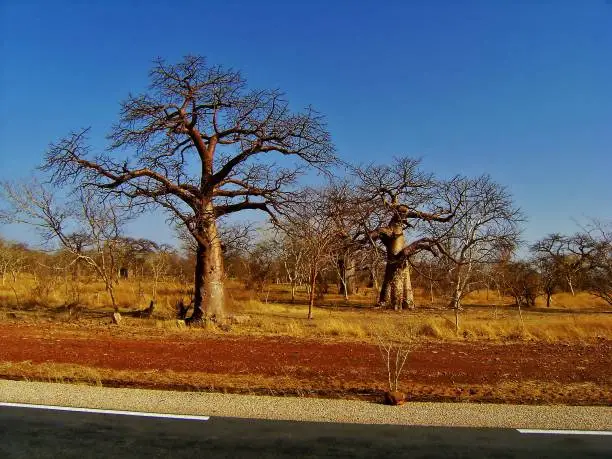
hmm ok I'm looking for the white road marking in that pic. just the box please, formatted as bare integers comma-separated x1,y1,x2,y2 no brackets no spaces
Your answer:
517,429,612,436
0,402,210,421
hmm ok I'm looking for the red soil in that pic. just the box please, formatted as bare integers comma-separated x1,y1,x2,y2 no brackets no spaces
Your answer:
0,324,609,389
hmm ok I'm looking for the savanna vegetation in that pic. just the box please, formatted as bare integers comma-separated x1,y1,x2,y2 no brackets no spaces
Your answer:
0,56,610,346
0,56,610,406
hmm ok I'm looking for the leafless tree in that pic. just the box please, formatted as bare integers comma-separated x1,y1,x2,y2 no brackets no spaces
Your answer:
1,180,128,311
145,246,173,306
0,239,27,306
278,188,340,319
0,238,15,286
430,176,522,332
498,260,539,324
530,236,565,307
41,55,335,322
243,238,281,295
531,234,580,296
578,219,612,305
278,234,306,302
355,158,454,310
375,333,412,401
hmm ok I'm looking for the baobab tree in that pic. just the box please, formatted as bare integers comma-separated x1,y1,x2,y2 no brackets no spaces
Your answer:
355,158,455,310
42,55,335,322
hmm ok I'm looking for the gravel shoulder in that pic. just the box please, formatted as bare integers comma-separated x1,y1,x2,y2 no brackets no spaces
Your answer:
1,379,611,431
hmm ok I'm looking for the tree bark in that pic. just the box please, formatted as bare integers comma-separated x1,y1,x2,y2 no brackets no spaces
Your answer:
378,256,414,310
190,215,225,322
567,276,575,296
308,265,316,319
108,285,118,312
375,214,419,311
455,307,460,336
337,256,356,298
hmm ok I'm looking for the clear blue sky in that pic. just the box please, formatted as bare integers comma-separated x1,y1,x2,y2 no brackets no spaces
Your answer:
1,0,611,247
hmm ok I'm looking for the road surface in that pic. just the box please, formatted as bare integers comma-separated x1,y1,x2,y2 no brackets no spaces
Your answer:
1,404,611,458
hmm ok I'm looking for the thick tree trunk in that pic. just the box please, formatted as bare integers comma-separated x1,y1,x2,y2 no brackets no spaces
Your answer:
377,220,417,311
378,256,414,310
190,215,225,322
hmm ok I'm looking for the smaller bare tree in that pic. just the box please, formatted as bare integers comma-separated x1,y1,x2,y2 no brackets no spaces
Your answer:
376,334,412,404
579,219,612,305
279,235,306,302
1,180,128,312
498,260,539,325
430,176,522,333
145,246,173,308
0,240,27,307
278,188,339,319
531,234,579,296
530,242,562,308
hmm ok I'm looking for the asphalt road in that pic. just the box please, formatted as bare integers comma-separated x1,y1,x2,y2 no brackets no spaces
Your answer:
1,406,611,458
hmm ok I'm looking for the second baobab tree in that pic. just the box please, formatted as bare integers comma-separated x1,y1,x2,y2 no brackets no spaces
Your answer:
356,158,454,311
42,55,335,322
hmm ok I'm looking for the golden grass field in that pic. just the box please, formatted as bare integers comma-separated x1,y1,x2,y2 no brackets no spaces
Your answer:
1,275,610,405
0,274,610,344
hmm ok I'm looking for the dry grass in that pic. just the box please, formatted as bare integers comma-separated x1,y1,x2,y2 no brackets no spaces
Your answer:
225,297,611,344
533,291,609,309
1,276,610,344
0,274,189,318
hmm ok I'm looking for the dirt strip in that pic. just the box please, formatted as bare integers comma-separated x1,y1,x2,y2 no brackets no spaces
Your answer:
1,324,610,388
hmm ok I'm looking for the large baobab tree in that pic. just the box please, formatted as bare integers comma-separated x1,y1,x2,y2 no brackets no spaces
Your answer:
356,158,454,311
42,55,335,322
